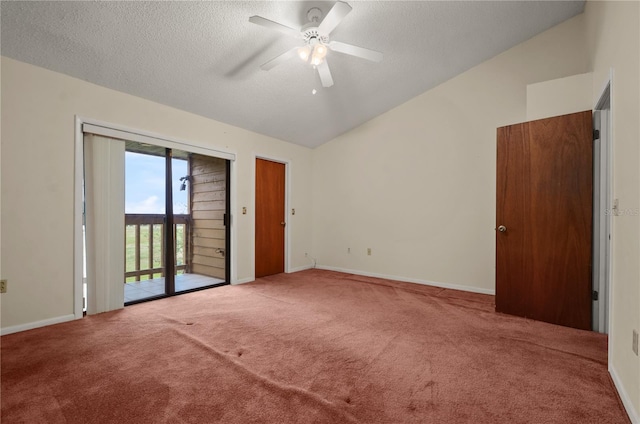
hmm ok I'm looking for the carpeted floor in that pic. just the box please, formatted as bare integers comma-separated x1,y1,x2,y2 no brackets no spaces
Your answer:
1,269,630,423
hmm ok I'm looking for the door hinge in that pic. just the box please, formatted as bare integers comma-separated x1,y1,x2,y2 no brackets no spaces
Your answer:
592,290,599,301
593,129,600,140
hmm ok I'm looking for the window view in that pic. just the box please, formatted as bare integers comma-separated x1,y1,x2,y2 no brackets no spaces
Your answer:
123,143,227,304
124,151,189,214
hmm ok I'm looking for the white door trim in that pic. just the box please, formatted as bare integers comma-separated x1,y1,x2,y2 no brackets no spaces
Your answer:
592,71,613,338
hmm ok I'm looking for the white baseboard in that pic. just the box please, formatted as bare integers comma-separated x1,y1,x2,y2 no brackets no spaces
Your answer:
232,277,254,285
315,265,495,295
232,265,314,284
288,265,314,273
610,365,639,423
1,314,77,336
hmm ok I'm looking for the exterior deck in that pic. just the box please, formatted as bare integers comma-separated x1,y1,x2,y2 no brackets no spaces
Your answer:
124,273,225,303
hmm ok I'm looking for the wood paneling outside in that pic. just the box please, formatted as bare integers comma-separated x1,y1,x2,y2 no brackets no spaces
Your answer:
496,110,593,330
190,154,226,279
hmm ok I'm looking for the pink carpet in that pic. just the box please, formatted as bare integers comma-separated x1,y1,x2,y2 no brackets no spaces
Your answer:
1,269,630,423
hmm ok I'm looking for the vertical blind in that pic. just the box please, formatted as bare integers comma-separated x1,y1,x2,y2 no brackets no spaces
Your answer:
83,133,125,314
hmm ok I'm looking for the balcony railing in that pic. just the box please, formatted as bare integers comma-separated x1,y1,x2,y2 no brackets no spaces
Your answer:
125,214,190,282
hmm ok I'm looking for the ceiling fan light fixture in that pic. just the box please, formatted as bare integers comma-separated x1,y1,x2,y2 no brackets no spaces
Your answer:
314,43,327,58
298,45,311,61
309,43,328,66
310,54,323,66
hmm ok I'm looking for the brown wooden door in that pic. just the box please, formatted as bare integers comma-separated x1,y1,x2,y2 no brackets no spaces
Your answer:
255,158,285,277
496,110,593,330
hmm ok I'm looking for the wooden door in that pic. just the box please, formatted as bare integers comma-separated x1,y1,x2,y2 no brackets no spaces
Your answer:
496,110,593,330
255,158,285,277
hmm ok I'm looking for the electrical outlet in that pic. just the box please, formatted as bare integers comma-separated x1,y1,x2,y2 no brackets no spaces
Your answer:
367,248,372,256
0,279,7,294
633,330,638,356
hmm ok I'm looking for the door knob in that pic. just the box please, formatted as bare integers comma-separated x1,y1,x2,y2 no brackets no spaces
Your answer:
498,225,507,232
281,222,286,226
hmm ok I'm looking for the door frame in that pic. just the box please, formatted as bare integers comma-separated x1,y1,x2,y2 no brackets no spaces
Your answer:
73,116,237,319
253,154,290,278
592,77,613,335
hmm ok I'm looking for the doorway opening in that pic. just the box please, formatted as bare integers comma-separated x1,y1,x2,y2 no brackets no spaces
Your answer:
592,82,612,334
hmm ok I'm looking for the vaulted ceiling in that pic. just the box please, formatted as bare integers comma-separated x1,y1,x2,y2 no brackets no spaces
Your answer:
1,1,585,148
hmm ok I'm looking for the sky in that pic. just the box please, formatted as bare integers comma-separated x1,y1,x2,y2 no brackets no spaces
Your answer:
125,151,188,214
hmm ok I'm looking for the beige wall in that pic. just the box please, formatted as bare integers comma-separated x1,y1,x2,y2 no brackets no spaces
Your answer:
1,56,314,329
312,13,589,293
1,1,638,418
312,1,639,417
526,72,593,121
584,1,640,417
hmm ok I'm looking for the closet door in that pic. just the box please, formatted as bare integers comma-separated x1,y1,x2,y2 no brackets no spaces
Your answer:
255,158,286,278
496,111,593,330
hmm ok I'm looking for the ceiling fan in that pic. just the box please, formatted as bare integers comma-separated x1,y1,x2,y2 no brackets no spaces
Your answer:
249,1,383,88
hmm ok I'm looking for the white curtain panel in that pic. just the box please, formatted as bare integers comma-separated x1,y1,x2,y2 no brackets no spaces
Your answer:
83,133,125,314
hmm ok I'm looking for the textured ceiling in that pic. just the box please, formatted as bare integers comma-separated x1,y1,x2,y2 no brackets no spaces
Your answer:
1,1,585,148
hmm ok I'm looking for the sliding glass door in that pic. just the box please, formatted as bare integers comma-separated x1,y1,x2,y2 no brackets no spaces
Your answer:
121,142,229,304
82,124,234,315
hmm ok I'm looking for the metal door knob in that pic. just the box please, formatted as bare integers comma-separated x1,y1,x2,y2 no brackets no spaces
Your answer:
498,225,507,232
281,222,286,226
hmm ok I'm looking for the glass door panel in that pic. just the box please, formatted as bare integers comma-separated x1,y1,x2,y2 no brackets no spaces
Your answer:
124,146,168,303
174,151,228,293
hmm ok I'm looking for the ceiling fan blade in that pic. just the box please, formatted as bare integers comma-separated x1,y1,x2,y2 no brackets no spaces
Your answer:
260,47,299,71
329,41,383,62
317,1,352,36
317,60,334,88
249,16,300,38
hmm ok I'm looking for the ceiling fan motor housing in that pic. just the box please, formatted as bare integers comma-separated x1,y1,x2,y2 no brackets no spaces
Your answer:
302,7,329,45
302,27,329,45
